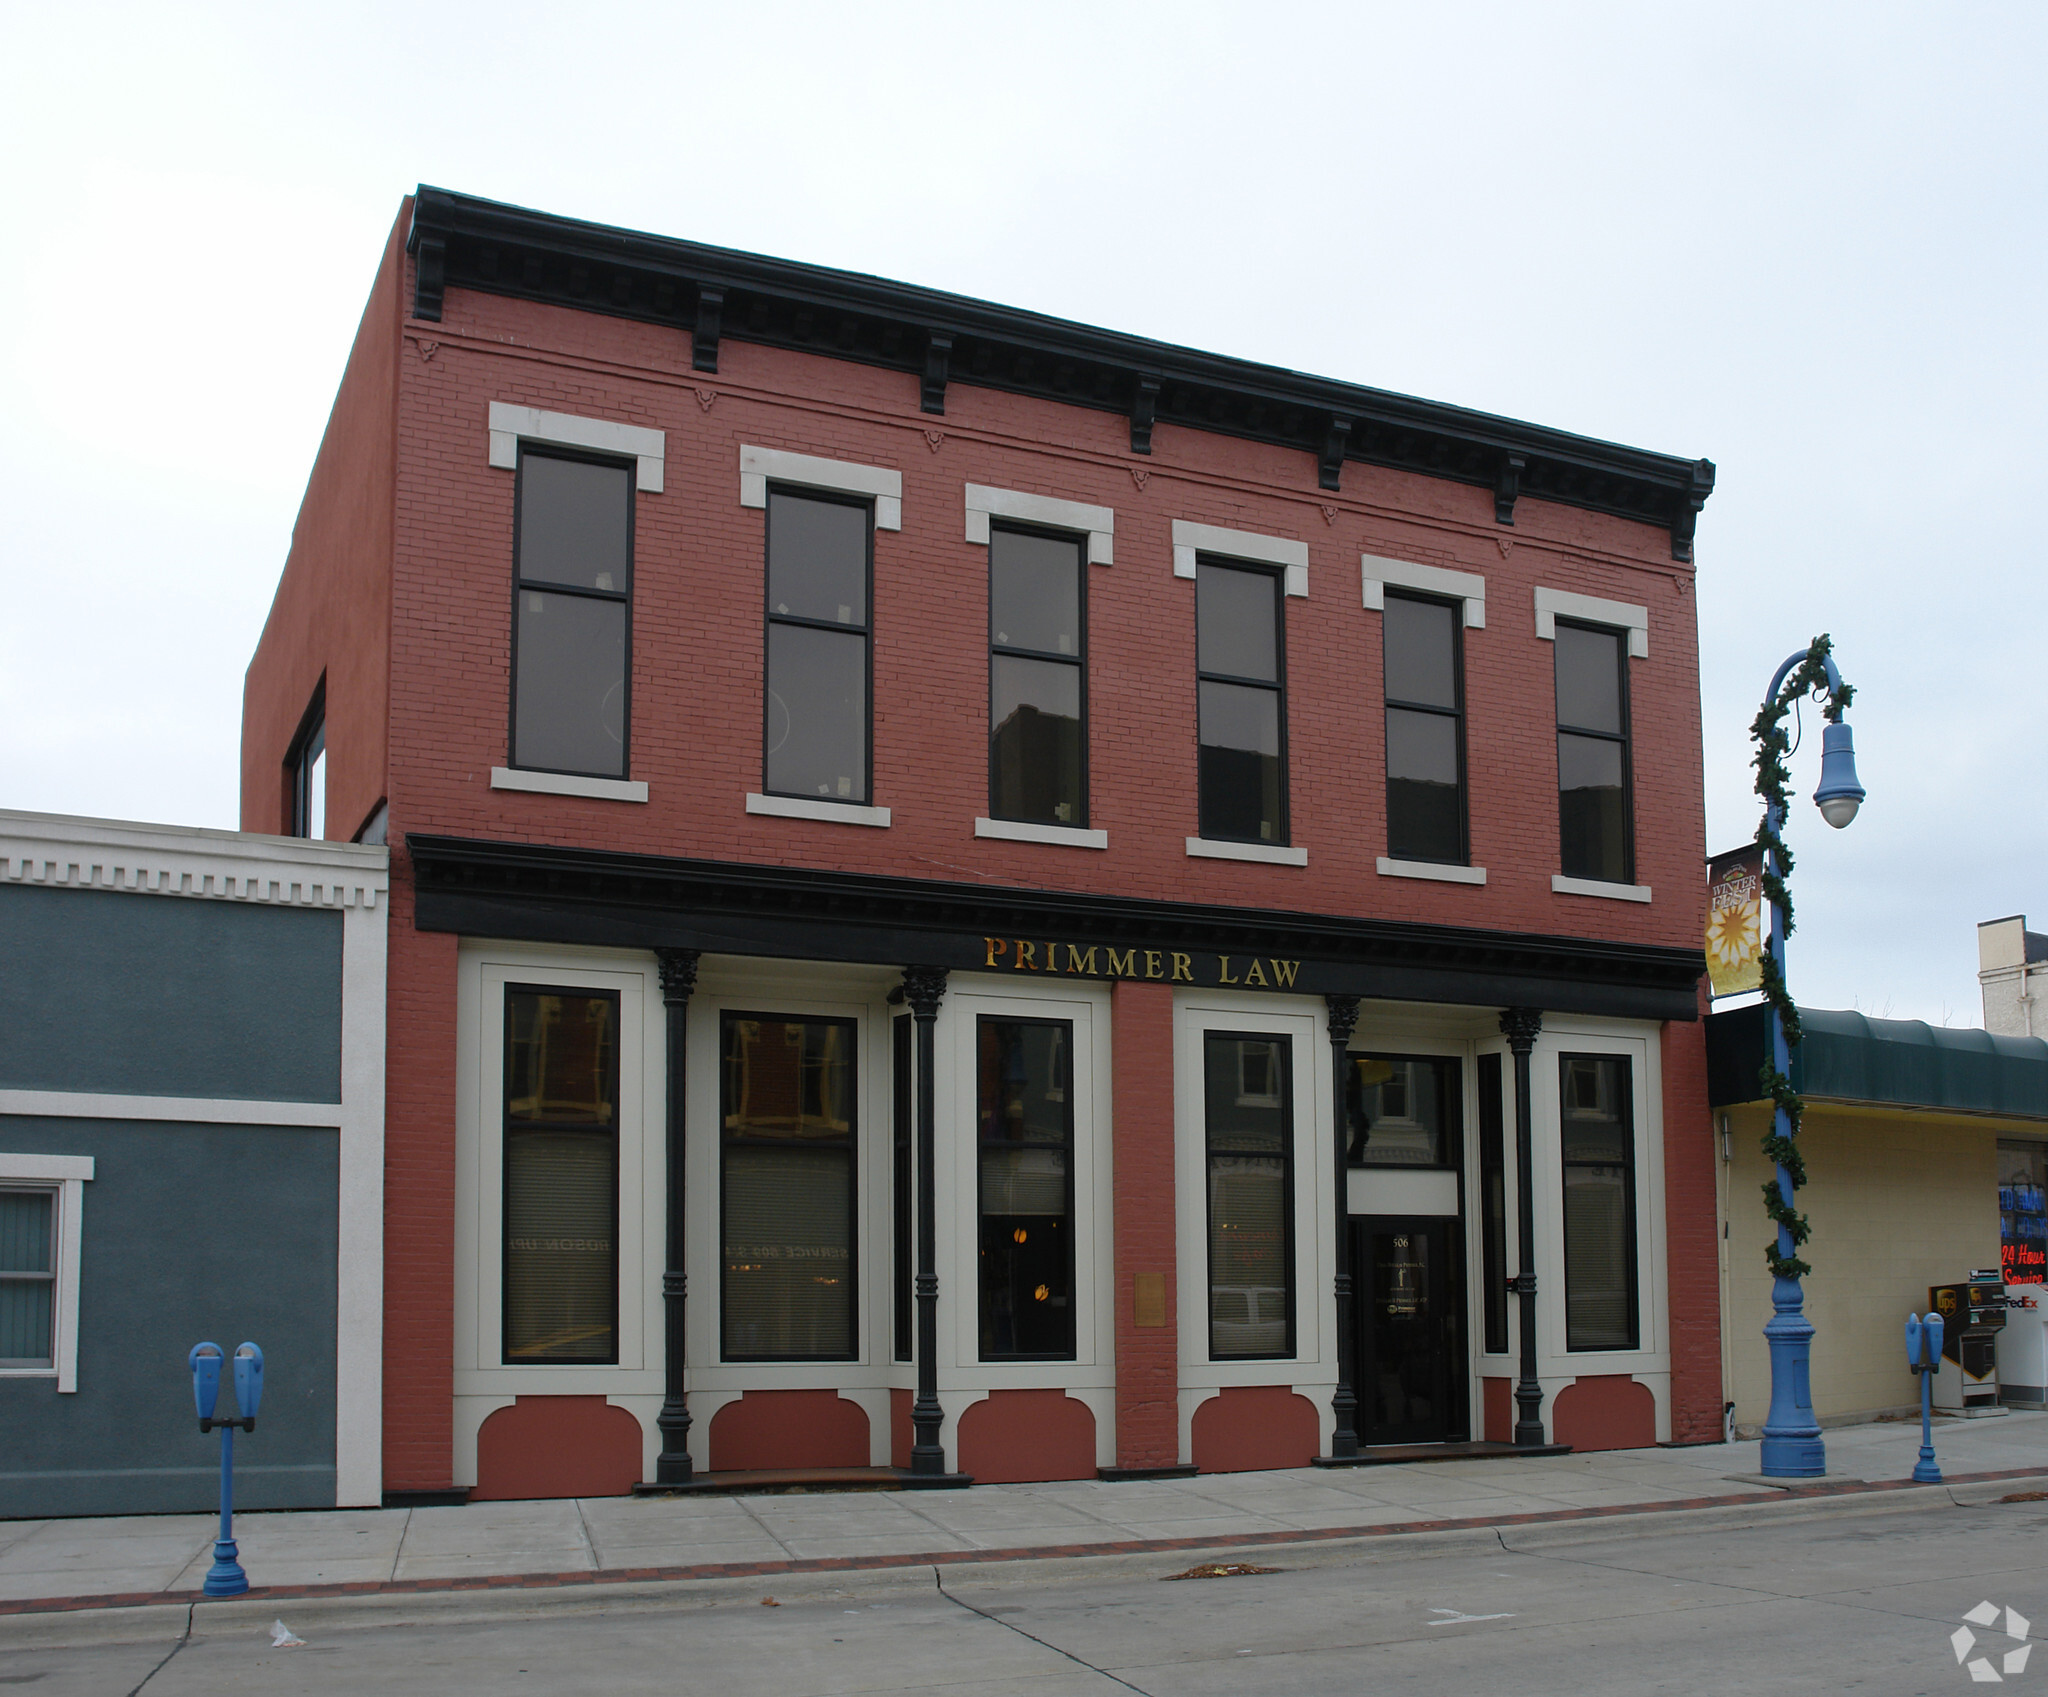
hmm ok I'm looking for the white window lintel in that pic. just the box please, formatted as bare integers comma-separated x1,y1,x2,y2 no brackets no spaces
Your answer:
487,403,664,493
1362,555,1486,628
491,769,648,804
1172,521,1309,597
740,445,902,530
965,485,1113,565
746,793,892,828
1535,587,1649,657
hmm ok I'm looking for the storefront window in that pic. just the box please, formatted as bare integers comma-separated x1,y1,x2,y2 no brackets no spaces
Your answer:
977,1018,1075,1360
503,988,620,1363
1560,1053,1637,1351
1347,1054,1460,1167
1205,1032,1295,1359
721,1014,858,1361
2000,1141,2048,1285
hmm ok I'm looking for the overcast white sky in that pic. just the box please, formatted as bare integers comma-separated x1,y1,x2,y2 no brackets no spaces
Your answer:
2,3,2041,1025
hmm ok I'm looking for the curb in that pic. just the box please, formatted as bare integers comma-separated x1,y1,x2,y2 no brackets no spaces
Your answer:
6,1465,2047,1648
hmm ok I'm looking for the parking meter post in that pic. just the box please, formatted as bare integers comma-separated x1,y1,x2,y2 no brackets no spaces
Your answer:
191,1339,257,1597
1909,1312,1943,1485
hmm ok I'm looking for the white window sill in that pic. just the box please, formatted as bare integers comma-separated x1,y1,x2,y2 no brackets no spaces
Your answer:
1377,857,1487,885
1552,874,1652,903
747,793,892,828
975,817,1107,850
491,768,648,803
1185,837,1307,867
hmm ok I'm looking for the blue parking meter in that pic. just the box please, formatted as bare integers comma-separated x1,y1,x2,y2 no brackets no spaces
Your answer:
1907,1312,1943,1484
188,1339,262,1597
233,1343,264,1431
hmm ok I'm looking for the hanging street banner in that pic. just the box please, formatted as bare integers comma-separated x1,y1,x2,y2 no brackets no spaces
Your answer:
1705,845,1765,998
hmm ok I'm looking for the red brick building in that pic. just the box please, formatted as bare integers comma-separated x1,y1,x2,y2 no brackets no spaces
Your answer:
243,187,1720,1502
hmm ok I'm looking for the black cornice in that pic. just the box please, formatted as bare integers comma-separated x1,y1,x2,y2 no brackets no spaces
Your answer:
405,834,1704,1023
404,187,1716,563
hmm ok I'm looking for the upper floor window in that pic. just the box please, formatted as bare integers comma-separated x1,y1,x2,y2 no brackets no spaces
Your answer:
1555,620,1632,883
765,491,872,805
1196,561,1287,845
287,685,326,839
1383,592,1466,864
0,1188,56,1370
511,448,633,780
989,526,1086,827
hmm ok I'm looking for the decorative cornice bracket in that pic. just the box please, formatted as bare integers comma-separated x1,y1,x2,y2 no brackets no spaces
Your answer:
1319,415,1353,493
1671,458,1716,563
1495,452,1526,526
1130,377,1161,455
413,235,446,323
692,288,724,374
922,332,952,416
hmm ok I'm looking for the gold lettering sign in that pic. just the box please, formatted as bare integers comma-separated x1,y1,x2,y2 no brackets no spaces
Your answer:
981,939,1305,992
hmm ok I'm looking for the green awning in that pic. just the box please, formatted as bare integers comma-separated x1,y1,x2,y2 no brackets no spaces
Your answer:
1706,1004,2048,1120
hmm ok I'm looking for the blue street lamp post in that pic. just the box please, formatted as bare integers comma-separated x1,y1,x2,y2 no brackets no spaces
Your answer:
189,1341,265,1597
1757,645,1865,1479
1904,1312,1945,1484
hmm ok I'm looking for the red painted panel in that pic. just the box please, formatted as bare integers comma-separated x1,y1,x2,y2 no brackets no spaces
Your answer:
1112,981,1178,1469
1482,1376,1512,1444
707,1389,869,1471
1190,1385,1320,1473
1662,989,1725,1443
1551,1374,1658,1451
472,1395,642,1500
957,1390,1096,1484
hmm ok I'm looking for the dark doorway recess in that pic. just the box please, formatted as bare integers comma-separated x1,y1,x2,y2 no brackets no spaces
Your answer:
1354,1216,1468,1446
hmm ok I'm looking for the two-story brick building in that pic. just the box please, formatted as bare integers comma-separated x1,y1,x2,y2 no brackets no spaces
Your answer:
242,187,1719,1501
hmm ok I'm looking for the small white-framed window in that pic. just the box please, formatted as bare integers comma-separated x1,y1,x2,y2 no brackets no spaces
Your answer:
0,1155,93,1393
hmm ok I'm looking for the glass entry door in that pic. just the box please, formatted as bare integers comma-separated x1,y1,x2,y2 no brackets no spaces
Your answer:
1354,1216,1467,1446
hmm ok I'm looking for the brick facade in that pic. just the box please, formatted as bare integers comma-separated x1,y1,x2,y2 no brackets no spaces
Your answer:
243,192,1720,1495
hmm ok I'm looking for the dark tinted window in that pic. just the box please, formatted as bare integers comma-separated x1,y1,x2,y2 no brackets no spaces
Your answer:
1555,622,1631,882
1560,1054,1637,1351
1383,593,1466,865
990,527,1086,826
1204,1033,1294,1359
978,1019,1075,1360
512,448,632,779
0,1189,54,1368
1196,563,1286,844
504,989,619,1363
1346,1054,1460,1167
1478,1053,1508,1354
764,493,871,804
721,1014,857,1360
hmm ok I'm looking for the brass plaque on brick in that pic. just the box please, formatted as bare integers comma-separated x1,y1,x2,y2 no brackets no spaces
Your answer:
1134,1272,1167,1328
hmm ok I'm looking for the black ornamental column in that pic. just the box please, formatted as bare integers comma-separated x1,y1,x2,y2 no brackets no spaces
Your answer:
1499,1006,1546,1447
1325,994,1363,1460
653,948,701,1485
902,966,953,1479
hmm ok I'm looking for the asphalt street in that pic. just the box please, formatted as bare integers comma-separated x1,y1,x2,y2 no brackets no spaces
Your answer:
18,1493,2048,1695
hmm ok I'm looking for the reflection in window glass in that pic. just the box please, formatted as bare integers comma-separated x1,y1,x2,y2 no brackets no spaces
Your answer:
990,527,1086,826
977,1019,1075,1360
764,492,871,804
1384,593,1465,864
1347,1054,1460,1168
0,1189,55,1369
513,449,633,778
2000,1141,2048,1285
1555,622,1631,883
1560,1054,1636,1350
721,1015,857,1360
1196,563,1286,845
1204,1033,1293,1359
504,989,620,1363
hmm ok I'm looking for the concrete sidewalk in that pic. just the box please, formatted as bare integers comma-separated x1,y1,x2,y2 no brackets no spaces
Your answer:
4,1411,2045,1617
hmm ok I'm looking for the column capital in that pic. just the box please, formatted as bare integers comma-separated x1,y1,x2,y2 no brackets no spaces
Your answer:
655,947,701,1006
1324,993,1361,1047
1498,1006,1543,1052
902,965,949,1020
